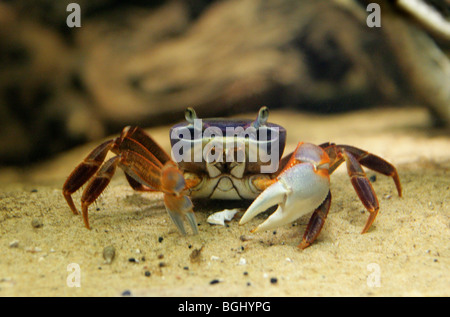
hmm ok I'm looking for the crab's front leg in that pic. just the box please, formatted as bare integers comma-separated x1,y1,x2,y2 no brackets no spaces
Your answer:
63,126,199,235
240,142,331,248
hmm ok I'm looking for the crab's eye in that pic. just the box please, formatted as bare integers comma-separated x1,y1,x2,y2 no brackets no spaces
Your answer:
259,106,269,123
185,107,198,124
252,106,269,129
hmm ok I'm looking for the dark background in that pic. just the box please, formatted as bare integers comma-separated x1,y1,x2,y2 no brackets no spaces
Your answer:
0,0,448,165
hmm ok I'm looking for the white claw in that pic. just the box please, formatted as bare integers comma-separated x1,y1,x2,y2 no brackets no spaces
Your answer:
240,163,330,233
239,181,289,226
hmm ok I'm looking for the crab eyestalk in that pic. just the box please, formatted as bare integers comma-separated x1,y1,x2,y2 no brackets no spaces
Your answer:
184,107,204,138
252,106,269,129
185,107,198,124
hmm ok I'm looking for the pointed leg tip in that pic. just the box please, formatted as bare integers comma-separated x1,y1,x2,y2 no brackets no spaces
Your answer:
360,222,374,234
393,175,402,197
190,225,199,235
81,203,91,229
63,193,80,215
396,185,403,197
361,209,378,234
297,241,310,250
82,217,91,230
186,212,199,235
175,223,188,236
170,214,200,235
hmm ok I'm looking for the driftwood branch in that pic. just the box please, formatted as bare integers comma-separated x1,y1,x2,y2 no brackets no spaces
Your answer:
397,0,450,40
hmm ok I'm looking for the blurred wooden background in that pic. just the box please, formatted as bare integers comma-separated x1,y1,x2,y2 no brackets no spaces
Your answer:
0,0,448,165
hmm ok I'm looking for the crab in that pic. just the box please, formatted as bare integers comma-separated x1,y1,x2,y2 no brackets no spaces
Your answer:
63,107,402,249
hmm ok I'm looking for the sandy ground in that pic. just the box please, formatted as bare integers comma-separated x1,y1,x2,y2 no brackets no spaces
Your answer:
0,106,448,297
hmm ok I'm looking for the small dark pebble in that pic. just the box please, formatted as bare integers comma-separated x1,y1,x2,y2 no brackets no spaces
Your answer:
128,257,137,263
158,237,164,243
31,218,43,228
247,282,251,286
183,266,189,270
121,290,132,296
243,271,248,276
141,256,146,262
159,262,166,267
239,235,251,242
369,175,377,182
188,244,192,249
157,254,164,259
144,271,151,277
30,189,38,193
270,277,278,284
272,230,277,235
209,279,220,285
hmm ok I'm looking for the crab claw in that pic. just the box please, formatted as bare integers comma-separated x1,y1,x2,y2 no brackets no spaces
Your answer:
240,143,331,233
164,194,198,235
161,162,199,235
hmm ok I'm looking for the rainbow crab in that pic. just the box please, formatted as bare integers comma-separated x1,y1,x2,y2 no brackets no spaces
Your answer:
63,107,402,249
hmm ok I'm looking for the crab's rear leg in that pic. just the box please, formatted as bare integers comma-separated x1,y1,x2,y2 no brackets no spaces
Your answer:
75,148,155,229
80,155,120,229
298,191,332,249
322,143,402,234
340,145,402,197
341,150,381,233
76,144,165,230
63,139,116,216
322,143,402,197
63,126,198,234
